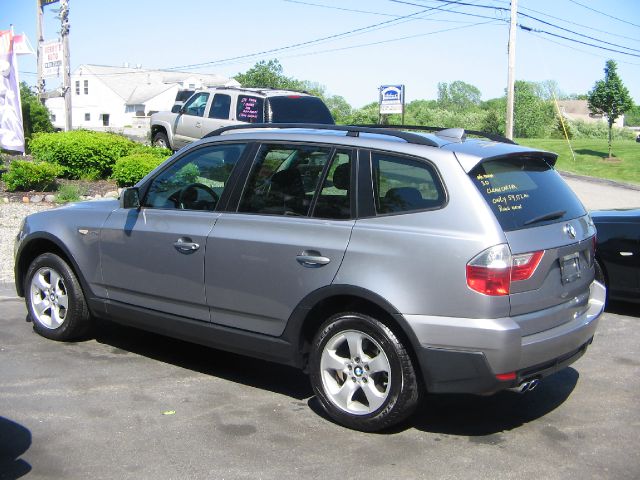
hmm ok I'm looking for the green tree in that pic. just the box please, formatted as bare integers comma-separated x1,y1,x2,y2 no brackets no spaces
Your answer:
513,81,555,138
20,82,54,143
437,81,482,110
234,59,310,92
324,95,352,124
588,60,634,157
624,105,640,127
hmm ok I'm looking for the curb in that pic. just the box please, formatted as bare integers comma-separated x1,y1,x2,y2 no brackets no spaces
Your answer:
559,171,640,192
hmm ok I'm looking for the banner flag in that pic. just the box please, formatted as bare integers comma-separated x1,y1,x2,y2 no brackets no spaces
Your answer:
0,29,25,153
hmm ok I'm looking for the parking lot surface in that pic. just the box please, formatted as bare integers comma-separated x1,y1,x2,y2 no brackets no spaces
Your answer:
1,283,639,480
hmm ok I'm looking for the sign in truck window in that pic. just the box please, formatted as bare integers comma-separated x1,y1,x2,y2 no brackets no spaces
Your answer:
469,156,585,231
236,96,264,123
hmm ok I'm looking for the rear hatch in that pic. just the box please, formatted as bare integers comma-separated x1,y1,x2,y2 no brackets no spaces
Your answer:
468,152,596,335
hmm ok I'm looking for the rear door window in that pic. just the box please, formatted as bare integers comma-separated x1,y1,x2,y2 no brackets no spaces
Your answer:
209,94,231,119
469,155,586,231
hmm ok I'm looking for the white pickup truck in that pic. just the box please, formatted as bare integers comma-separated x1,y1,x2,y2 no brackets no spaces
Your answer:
150,87,334,151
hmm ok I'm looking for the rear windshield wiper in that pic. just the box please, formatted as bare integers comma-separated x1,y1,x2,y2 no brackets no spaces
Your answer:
523,210,567,226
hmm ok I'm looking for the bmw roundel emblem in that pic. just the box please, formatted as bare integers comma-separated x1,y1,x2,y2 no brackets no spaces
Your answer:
564,223,577,239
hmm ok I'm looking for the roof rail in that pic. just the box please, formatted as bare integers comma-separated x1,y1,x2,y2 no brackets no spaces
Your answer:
353,124,517,145
204,123,440,147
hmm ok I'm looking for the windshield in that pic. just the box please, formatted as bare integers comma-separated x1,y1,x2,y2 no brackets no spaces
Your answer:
268,96,334,124
469,155,586,231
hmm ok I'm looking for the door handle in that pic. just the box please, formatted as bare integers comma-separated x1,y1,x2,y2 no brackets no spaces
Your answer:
296,250,330,268
195,122,202,128
174,238,200,253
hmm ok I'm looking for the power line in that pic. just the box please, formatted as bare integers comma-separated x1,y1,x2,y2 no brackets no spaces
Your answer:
390,0,640,57
517,3,640,44
568,0,640,29
165,1,461,71
284,0,481,24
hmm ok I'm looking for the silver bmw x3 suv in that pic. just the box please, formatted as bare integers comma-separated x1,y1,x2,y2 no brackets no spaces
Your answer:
14,124,605,431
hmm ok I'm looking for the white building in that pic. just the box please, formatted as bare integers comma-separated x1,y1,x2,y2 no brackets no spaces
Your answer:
556,100,625,128
46,64,240,130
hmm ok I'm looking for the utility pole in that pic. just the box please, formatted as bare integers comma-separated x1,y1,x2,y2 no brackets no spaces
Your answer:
36,0,45,104
505,0,517,140
60,0,71,131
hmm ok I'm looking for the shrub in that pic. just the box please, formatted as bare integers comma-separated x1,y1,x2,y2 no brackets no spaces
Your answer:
54,184,87,204
566,120,636,140
111,153,166,187
1,160,61,191
29,130,136,179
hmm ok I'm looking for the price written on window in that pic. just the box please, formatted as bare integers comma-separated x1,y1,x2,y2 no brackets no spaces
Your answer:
238,97,260,121
476,173,529,212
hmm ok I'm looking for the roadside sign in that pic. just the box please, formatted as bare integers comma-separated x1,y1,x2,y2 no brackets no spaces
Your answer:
379,85,404,115
42,40,62,78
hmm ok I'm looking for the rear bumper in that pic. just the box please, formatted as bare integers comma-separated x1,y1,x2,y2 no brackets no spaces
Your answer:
404,281,606,394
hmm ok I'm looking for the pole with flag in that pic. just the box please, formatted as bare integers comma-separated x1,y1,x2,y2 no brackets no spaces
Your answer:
0,26,25,153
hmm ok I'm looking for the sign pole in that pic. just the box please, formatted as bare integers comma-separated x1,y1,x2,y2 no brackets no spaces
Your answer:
36,0,45,103
60,0,71,131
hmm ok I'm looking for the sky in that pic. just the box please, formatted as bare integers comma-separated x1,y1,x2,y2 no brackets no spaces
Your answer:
2,0,639,108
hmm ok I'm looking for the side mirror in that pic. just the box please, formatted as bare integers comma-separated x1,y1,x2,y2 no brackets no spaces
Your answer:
171,104,181,113
120,187,141,209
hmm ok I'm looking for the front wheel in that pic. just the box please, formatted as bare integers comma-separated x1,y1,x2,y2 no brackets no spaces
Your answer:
152,131,170,149
25,253,91,341
309,312,420,431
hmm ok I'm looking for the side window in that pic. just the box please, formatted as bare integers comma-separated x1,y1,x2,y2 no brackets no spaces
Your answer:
183,92,210,117
312,150,352,220
209,94,231,119
143,143,245,211
372,152,445,215
236,96,264,123
238,144,332,216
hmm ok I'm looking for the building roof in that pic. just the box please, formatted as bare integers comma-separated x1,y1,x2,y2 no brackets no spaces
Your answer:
74,64,240,104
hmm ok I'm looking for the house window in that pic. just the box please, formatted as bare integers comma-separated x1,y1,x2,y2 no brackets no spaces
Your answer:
75,81,80,95
51,114,56,122
84,80,89,95
125,104,145,115
85,113,90,121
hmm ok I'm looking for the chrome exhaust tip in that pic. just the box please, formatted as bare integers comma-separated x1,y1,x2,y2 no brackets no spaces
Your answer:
507,378,540,394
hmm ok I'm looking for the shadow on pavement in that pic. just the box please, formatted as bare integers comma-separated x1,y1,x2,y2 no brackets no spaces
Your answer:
92,319,579,435
92,320,313,400
0,417,32,480
409,367,579,436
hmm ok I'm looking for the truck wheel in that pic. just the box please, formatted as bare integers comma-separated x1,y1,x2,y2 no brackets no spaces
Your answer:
152,132,170,149
309,312,420,432
25,253,92,341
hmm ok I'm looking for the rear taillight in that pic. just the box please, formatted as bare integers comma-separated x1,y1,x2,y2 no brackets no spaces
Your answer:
466,245,544,296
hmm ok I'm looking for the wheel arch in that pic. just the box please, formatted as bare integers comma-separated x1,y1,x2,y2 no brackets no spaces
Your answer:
285,285,424,380
15,233,90,299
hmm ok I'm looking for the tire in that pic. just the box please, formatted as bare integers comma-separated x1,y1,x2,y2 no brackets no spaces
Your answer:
309,312,420,432
25,253,91,341
152,131,170,149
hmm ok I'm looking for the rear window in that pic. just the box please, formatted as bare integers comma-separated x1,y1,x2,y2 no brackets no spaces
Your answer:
469,155,586,231
268,96,334,124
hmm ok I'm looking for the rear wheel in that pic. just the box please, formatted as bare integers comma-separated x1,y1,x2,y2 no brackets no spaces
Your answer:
309,312,419,431
25,253,91,341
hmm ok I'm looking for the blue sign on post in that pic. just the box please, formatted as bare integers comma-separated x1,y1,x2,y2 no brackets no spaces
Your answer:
379,85,404,115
